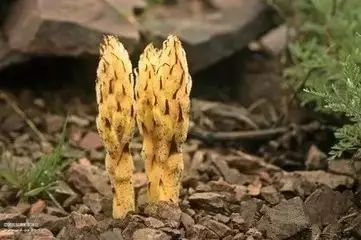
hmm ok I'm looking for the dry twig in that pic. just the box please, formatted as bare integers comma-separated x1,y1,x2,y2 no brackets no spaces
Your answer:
0,90,46,141
190,126,288,141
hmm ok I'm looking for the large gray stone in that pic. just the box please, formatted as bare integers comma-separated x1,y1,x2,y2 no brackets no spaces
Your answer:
304,187,353,226
328,159,361,176
295,170,354,189
3,0,140,56
257,197,311,240
0,33,27,69
188,192,226,212
141,0,273,72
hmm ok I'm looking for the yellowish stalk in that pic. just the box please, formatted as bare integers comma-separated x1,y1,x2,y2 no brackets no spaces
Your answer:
158,152,184,202
105,151,135,218
155,36,192,203
96,35,136,218
136,44,162,202
137,36,192,203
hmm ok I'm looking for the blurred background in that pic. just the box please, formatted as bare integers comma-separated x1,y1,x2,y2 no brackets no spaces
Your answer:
0,0,279,99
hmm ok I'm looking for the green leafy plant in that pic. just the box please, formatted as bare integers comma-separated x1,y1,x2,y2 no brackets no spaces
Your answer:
0,122,67,198
275,0,361,158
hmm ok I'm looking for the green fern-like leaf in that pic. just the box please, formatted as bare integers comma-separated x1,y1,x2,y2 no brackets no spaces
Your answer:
276,0,361,158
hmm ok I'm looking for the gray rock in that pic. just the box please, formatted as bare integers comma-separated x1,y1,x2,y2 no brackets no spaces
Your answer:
279,172,316,198
239,198,263,228
70,211,97,230
328,159,361,176
3,0,139,57
144,217,165,229
257,197,311,240
74,204,91,215
57,227,99,240
295,170,354,189
211,158,231,179
259,24,288,56
159,227,182,238
234,51,289,108
45,114,65,134
351,215,361,238
78,131,103,151
304,187,353,226
68,158,112,197
310,224,321,240
0,33,27,70
142,202,182,228
211,158,246,185
222,235,233,240
18,228,54,240
230,213,247,231
188,224,219,240
233,233,245,240
305,145,328,170
103,0,146,15
83,192,105,215
322,223,342,239
122,221,146,240
28,213,67,233
199,217,232,238
1,114,25,132
137,187,148,209
132,228,171,240
100,228,124,240
188,192,226,212
181,212,195,232
245,228,263,239
260,185,280,205
213,214,230,224
141,0,272,73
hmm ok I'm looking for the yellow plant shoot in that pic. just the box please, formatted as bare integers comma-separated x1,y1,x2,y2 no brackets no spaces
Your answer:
95,35,136,218
96,34,191,218
136,35,192,203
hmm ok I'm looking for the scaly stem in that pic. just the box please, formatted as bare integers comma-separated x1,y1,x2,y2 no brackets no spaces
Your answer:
96,35,136,218
136,35,191,205
142,135,161,202
106,151,135,218
158,152,184,202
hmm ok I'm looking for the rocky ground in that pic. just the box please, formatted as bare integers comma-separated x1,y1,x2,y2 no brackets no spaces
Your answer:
0,49,361,240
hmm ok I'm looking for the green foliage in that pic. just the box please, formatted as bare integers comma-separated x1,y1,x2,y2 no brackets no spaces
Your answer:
0,123,67,198
278,0,361,157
